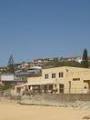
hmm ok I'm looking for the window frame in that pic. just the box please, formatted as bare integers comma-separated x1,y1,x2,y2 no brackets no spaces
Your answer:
59,72,63,78
45,74,49,79
52,73,56,78
72,78,80,81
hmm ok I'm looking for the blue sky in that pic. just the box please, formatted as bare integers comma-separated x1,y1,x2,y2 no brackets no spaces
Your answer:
0,0,90,66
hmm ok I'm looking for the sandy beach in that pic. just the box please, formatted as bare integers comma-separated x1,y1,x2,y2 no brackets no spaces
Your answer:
0,100,90,120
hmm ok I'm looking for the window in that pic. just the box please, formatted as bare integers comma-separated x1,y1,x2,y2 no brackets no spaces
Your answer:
73,78,80,81
84,86,87,89
45,74,49,79
59,72,63,78
52,73,56,78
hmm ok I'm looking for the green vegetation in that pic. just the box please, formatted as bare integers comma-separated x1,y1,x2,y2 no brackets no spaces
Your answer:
43,60,82,68
0,83,12,91
81,48,89,68
8,55,15,73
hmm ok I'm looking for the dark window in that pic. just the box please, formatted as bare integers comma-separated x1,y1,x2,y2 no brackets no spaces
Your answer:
84,86,87,89
52,73,56,78
45,74,49,79
59,72,63,78
73,78,80,81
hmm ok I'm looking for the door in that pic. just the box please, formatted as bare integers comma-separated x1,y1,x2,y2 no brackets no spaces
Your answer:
59,84,64,93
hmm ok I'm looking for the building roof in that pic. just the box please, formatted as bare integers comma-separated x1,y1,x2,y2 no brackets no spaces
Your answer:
43,66,90,72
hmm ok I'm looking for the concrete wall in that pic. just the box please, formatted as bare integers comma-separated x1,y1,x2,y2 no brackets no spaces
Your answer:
20,94,90,107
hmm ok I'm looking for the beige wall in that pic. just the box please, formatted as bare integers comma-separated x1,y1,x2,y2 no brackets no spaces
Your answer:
27,76,42,83
27,76,54,85
27,66,90,94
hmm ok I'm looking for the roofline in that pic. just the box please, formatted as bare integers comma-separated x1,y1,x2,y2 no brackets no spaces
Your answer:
43,66,90,70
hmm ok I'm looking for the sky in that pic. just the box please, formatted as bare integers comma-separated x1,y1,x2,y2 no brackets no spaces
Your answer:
0,0,90,66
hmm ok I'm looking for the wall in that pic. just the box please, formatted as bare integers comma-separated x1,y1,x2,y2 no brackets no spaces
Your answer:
42,67,90,94
1,74,15,81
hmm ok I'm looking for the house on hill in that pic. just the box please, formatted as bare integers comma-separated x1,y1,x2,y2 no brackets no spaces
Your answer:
0,74,26,86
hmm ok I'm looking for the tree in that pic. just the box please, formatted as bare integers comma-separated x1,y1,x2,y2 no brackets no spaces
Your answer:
8,55,15,73
81,49,89,68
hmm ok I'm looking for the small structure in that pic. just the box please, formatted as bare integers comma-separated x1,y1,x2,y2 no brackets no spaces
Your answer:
0,74,26,86
15,66,42,77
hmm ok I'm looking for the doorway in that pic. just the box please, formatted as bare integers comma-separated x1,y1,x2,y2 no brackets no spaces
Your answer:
84,80,90,93
59,84,64,93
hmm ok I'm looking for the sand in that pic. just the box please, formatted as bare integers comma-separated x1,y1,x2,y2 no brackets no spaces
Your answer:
0,101,90,120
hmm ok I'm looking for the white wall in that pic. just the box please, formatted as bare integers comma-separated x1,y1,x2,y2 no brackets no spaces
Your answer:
1,74,15,81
